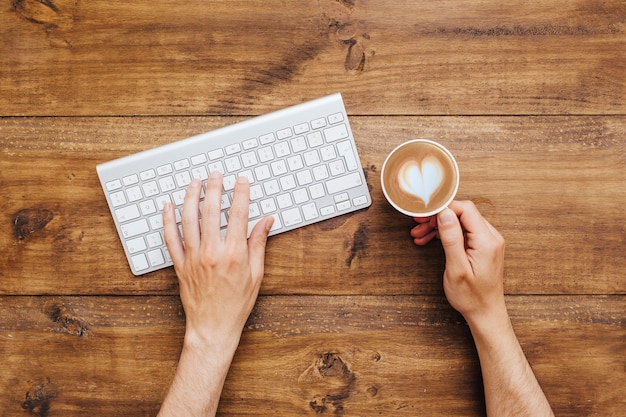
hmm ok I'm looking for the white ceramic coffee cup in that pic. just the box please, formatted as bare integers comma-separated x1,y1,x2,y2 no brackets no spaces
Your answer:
381,139,459,217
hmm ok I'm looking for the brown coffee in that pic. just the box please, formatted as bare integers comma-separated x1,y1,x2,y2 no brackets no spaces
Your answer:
381,140,459,216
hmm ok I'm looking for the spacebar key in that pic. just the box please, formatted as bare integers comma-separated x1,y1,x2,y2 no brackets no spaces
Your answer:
326,172,363,194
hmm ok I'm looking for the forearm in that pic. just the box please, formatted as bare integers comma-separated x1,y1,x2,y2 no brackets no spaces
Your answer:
157,336,238,417
468,312,554,417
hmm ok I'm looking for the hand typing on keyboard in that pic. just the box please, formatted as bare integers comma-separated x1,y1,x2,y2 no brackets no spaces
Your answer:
97,93,372,275
158,171,274,415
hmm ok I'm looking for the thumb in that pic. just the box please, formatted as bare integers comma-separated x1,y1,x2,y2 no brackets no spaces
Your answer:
437,208,471,277
247,216,274,283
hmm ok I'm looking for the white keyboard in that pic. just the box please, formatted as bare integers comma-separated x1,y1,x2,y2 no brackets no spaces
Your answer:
97,93,372,275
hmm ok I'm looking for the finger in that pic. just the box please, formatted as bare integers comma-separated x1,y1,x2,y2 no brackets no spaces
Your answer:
201,171,224,242
447,200,492,238
410,222,437,245
437,207,472,278
247,216,274,284
413,229,439,246
180,178,202,249
226,175,251,241
163,202,185,267
413,215,437,229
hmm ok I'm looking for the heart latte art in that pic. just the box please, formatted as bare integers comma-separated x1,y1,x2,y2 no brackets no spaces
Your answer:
397,157,444,206
381,140,459,216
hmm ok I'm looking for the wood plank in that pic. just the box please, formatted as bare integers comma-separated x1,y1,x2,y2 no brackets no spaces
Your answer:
0,295,623,416
1,116,624,295
1,0,624,116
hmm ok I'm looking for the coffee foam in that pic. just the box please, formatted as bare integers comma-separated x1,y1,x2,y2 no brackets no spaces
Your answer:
382,141,458,215
397,156,444,206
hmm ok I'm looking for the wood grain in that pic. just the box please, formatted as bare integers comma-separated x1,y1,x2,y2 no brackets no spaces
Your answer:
1,0,624,116
0,295,623,416
1,0,624,415
1,116,623,295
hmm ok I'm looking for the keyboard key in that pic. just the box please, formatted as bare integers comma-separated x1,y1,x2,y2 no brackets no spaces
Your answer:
320,145,336,161
290,136,307,153
303,150,321,166
146,232,163,248
271,160,288,176
140,199,157,215
174,159,190,170
121,219,149,238
337,200,351,211
329,160,346,176
140,169,156,181
264,179,280,195
353,195,368,206
328,112,344,124
307,131,324,147
147,249,165,266
155,195,172,210
126,236,147,254
191,166,209,180
247,213,281,236
241,151,258,168
157,164,173,175
148,214,163,230
280,175,297,191
173,189,186,205
110,191,127,207
159,176,176,192
287,155,304,171
294,122,309,134
311,117,327,129
225,143,242,155
324,124,349,142
208,149,225,160
302,203,319,221
175,171,192,187
296,170,313,186
142,181,159,197
325,172,363,194
243,138,259,149
320,205,335,216
115,204,140,223
277,127,292,139
293,188,309,204
260,198,277,214
131,254,149,271
281,207,303,227
337,140,359,171
225,157,242,173
258,146,274,163
106,179,122,191
274,142,290,158
309,183,325,199
126,186,143,202
277,193,293,209
191,154,208,165
254,165,271,181
123,174,139,186
259,133,275,144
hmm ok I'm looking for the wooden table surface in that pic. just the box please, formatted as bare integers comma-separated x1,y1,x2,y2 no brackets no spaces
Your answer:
1,1,624,415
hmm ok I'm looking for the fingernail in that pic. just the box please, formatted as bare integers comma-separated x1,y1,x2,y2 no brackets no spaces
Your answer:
237,175,249,184
190,178,201,187
210,170,222,178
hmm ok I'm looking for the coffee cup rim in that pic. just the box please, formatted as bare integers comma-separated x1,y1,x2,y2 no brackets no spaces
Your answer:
381,139,460,217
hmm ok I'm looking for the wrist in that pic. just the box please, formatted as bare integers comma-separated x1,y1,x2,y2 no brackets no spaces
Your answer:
464,301,512,344
182,329,240,369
